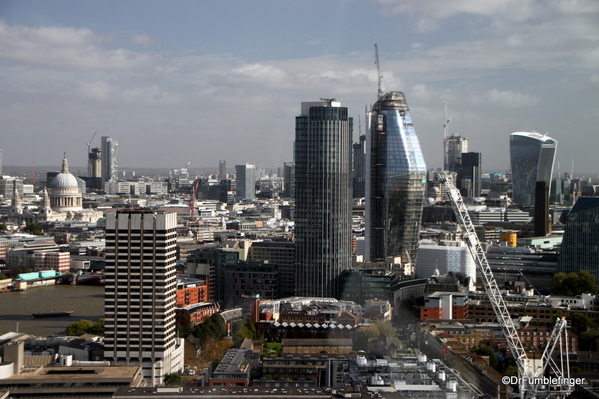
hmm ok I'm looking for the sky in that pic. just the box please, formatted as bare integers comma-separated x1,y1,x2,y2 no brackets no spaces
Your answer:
0,0,598,176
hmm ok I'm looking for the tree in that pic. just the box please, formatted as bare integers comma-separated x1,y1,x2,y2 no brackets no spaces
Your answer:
23,223,44,236
354,325,380,351
65,319,94,336
578,331,598,351
65,318,105,336
569,313,594,335
475,345,498,369
163,373,182,386
374,320,396,337
0,223,8,231
552,271,598,296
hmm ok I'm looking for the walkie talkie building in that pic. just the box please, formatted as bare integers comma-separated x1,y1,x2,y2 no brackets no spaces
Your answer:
510,132,557,207
367,92,427,264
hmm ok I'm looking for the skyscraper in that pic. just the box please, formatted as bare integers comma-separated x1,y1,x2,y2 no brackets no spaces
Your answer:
444,135,468,172
283,161,295,198
104,210,183,385
556,197,599,282
294,99,353,298
353,134,366,198
101,136,118,189
367,91,427,264
235,164,256,201
510,132,557,207
457,152,482,198
219,160,226,178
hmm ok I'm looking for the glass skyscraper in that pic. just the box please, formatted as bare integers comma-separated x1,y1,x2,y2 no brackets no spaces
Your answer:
556,197,599,282
366,92,427,264
101,136,118,188
510,132,557,207
294,99,353,298
235,163,256,201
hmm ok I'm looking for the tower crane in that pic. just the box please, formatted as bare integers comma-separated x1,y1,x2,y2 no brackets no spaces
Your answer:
435,171,571,399
86,131,97,154
189,177,200,222
374,44,384,99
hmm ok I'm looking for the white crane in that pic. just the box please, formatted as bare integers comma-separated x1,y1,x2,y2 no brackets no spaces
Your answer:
86,131,97,154
436,171,571,399
374,44,384,99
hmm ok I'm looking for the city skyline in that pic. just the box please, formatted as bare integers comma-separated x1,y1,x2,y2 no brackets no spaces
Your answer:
0,1,598,175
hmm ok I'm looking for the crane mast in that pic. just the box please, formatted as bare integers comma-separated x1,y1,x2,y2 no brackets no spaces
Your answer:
374,44,384,99
435,171,571,399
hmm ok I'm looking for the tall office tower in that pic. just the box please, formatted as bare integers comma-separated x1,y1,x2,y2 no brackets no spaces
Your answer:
104,210,183,385
534,181,550,236
294,99,353,298
444,135,468,171
235,164,256,201
556,197,599,281
219,160,226,178
283,161,295,198
367,92,427,264
510,132,557,207
101,136,119,188
353,134,366,198
457,152,482,197
0,149,3,176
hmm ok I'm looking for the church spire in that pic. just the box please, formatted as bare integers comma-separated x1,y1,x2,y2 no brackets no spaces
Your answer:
62,152,69,174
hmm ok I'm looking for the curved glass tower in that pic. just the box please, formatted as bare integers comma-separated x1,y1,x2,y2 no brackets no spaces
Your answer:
510,132,557,207
367,92,427,264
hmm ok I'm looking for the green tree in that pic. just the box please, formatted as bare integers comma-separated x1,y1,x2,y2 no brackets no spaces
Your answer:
374,320,396,337
23,223,44,236
578,331,598,351
354,325,380,351
552,271,598,296
475,345,498,369
0,273,8,280
65,318,105,336
163,373,182,386
65,319,94,336
569,313,594,335
232,320,258,344
12,265,32,276
0,223,8,231
88,317,105,336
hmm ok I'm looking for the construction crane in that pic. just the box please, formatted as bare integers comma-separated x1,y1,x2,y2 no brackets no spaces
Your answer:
86,131,97,154
374,44,384,99
436,171,571,399
189,177,200,222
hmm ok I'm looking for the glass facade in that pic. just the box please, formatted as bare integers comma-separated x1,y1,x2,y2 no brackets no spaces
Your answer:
556,197,599,281
235,164,256,201
510,132,557,207
367,92,427,264
294,100,353,298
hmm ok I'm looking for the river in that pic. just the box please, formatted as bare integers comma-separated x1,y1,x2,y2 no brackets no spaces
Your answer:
0,284,105,337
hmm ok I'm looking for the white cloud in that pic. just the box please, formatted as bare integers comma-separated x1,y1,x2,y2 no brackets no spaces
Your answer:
129,32,153,46
0,20,156,70
481,89,540,108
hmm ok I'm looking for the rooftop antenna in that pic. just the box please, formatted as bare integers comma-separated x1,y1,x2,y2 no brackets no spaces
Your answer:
374,44,384,98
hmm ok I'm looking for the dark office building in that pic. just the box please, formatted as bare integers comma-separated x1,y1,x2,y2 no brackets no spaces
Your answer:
556,197,599,282
457,152,482,198
186,247,240,303
247,241,295,298
294,99,353,298
224,261,281,308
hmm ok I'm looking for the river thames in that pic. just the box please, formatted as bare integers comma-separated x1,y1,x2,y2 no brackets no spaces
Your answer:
0,284,105,337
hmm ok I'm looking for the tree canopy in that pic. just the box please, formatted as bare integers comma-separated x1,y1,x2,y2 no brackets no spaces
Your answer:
65,317,105,336
552,271,598,296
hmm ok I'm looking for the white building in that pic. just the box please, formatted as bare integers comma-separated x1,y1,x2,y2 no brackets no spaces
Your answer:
104,211,183,385
416,240,476,283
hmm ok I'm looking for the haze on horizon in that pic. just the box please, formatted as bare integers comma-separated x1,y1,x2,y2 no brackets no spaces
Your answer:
1,0,598,176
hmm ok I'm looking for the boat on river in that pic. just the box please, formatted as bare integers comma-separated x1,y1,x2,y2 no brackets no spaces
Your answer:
32,311,74,318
